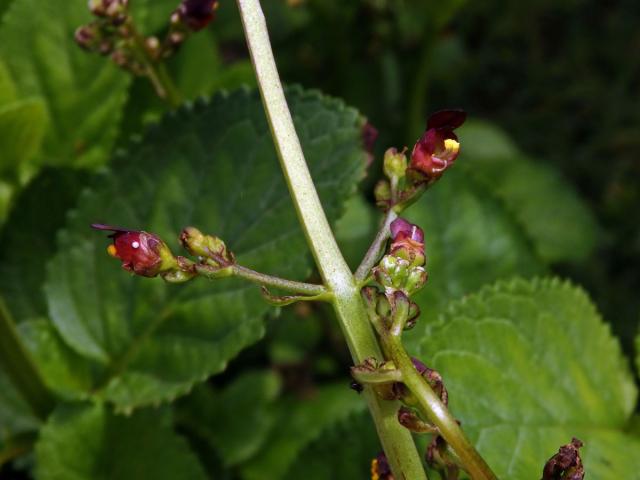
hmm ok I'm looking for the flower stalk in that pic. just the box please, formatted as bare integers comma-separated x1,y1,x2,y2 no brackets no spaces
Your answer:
235,0,427,478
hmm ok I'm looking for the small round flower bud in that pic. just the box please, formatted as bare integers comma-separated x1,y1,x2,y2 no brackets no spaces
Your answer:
92,224,177,277
370,452,393,480
383,147,407,179
374,180,391,209
410,109,466,182
180,226,234,266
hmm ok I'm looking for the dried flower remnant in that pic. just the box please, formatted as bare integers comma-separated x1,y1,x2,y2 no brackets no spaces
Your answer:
410,109,466,181
541,438,585,480
371,452,395,480
91,224,177,277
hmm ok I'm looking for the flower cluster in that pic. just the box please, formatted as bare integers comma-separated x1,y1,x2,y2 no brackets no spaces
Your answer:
75,0,219,77
373,218,427,297
375,110,466,211
91,224,233,283
542,438,584,480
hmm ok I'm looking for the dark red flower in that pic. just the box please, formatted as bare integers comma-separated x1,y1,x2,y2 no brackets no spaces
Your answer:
389,218,425,267
410,109,466,180
175,0,219,31
91,224,176,277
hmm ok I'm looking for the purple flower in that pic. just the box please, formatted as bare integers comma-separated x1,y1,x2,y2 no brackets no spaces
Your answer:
410,109,466,180
389,218,425,267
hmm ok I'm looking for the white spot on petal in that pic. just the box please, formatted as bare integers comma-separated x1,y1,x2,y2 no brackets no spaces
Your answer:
132,241,140,249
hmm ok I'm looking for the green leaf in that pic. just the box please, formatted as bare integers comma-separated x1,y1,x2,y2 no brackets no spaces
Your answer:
45,87,367,410
176,371,281,467
0,168,90,323
334,193,377,271
0,58,17,105
0,0,130,167
240,383,367,480
459,120,599,263
0,369,39,445
420,277,639,479
0,98,47,173
35,403,207,480
283,411,378,480
404,168,544,341
18,319,95,399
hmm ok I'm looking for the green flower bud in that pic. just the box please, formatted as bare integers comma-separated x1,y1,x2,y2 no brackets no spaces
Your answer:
180,226,234,267
382,147,407,179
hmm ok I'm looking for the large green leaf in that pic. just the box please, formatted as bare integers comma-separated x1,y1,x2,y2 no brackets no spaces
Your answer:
0,0,130,167
240,383,367,480
0,98,47,173
35,403,207,480
283,410,378,480
404,168,544,347
0,368,39,448
45,87,367,410
420,277,639,479
176,371,281,467
459,120,599,263
0,168,90,323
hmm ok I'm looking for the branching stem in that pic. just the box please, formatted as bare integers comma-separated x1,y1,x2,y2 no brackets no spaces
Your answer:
385,333,498,480
355,209,397,282
235,0,427,478
233,264,329,296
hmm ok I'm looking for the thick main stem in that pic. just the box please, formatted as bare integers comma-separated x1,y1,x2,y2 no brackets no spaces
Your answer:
235,1,427,478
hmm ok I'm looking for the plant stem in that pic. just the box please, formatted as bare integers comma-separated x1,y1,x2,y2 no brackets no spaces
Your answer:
355,209,397,282
129,25,182,108
233,264,328,296
235,1,427,478
386,333,497,480
0,299,55,420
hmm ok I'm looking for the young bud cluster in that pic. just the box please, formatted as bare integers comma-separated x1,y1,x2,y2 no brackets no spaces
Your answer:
373,218,427,296
92,224,235,284
75,0,220,78
541,438,584,480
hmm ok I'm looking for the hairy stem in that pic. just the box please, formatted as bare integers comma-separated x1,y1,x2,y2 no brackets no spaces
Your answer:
233,264,328,296
386,334,497,480
0,299,55,420
235,1,427,478
355,209,397,282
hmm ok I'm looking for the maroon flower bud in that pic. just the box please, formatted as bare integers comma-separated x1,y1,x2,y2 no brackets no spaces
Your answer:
542,438,584,480
410,109,466,181
92,224,177,277
174,0,219,31
389,218,425,267
371,452,394,480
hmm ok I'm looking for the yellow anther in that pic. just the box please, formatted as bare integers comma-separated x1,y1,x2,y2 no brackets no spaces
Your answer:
107,244,118,257
444,138,460,155
371,458,380,480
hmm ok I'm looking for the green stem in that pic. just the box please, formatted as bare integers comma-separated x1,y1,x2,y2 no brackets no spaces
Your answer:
233,264,328,296
355,209,397,282
386,333,497,480
0,298,55,420
129,25,182,108
235,1,427,478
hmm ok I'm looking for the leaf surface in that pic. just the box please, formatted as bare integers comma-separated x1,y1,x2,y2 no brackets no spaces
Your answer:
45,87,367,409
459,120,599,263
0,0,130,167
35,403,207,480
419,277,639,479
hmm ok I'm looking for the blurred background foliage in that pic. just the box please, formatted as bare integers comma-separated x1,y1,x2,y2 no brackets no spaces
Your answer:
0,0,639,478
